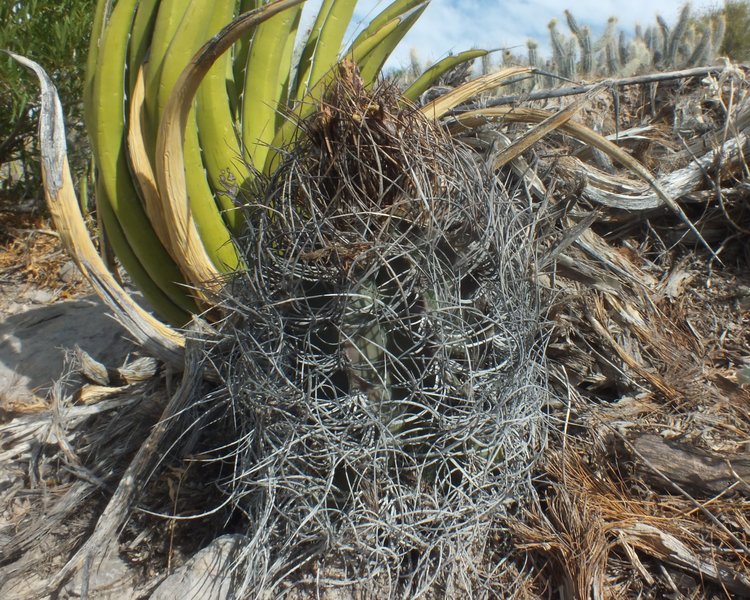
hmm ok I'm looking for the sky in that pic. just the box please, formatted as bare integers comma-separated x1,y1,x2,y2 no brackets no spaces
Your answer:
337,0,723,70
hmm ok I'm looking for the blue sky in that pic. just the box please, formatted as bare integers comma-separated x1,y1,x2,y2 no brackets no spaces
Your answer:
336,0,722,69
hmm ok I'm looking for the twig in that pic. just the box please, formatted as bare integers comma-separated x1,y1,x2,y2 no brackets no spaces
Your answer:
481,65,736,108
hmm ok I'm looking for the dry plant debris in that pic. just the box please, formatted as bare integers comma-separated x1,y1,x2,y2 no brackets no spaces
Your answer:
1,64,750,598
0,212,90,304
491,65,750,598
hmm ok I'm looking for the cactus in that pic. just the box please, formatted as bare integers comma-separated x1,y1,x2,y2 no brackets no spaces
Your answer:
687,24,712,66
605,38,618,75
465,5,727,95
548,18,567,73
409,47,422,81
481,52,492,75
594,17,618,52
656,15,671,65
621,37,652,77
566,10,593,76
542,5,727,82
667,4,691,66
712,13,726,57
527,39,547,88
563,38,577,78
618,30,629,66
527,39,539,67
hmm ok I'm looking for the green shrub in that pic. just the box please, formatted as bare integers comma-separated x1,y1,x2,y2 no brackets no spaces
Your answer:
0,0,92,204
720,0,750,60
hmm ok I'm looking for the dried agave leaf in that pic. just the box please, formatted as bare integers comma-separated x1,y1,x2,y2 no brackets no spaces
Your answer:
127,65,173,256
76,384,129,405
419,66,532,119
616,522,750,595
5,51,185,368
75,346,110,386
489,81,607,169
453,105,717,259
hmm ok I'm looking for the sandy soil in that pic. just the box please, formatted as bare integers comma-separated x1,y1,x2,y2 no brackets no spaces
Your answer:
0,213,139,410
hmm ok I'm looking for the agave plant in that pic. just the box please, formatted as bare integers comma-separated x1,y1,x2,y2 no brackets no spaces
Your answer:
80,0,494,326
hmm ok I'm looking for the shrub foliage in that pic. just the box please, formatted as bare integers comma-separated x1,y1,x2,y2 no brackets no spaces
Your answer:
0,0,92,203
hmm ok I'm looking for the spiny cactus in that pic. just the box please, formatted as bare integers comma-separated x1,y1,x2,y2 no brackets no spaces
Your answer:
565,10,593,76
548,19,567,75
543,4,726,81
478,3,725,95
403,3,727,98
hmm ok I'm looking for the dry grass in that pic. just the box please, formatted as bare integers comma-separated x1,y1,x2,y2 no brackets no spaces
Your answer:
488,64,750,598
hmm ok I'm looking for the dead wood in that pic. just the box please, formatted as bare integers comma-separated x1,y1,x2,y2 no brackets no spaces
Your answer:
2,330,204,599
611,433,750,498
483,65,741,107
615,522,750,596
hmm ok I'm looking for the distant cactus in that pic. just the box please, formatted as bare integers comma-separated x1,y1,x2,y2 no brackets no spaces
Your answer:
527,39,547,89
397,3,730,96
539,4,726,83
565,10,593,75
409,48,422,81
666,4,691,66
712,13,726,56
594,17,618,52
605,39,618,75
621,37,653,77
657,14,671,62
618,31,629,66
687,24,711,66
527,39,539,67
548,19,567,72
481,52,492,75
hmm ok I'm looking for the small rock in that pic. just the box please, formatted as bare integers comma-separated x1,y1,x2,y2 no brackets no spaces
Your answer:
62,552,141,600
25,288,58,305
58,260,82,284
150,535,246,600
